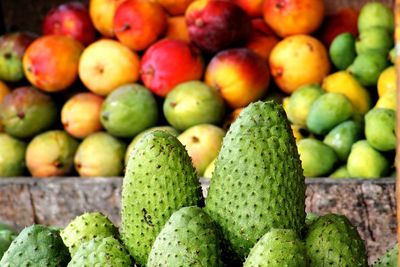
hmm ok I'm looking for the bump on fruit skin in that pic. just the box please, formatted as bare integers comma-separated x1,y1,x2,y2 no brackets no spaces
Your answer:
205,101,306,262
305,214,368,267
243,229,307,267
147,206,224,267
68,236,132,267
60,212,118,256
121,130,204,266
0,224,70,267
373,243,397,267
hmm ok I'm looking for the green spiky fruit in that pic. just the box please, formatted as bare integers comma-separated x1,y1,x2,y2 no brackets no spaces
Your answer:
121,131,204,266
0,224,70,267
306,214,368,266
205,101,306,261
147,206,223,267
60,212,118,256
243,229,307,267
373,243,397,267
67,236,132,267
0,230,16,259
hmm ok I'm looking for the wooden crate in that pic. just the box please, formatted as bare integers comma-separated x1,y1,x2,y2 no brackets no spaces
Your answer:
0,177,396,264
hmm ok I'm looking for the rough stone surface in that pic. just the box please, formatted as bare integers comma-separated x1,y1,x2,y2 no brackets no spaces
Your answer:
0,177,395,264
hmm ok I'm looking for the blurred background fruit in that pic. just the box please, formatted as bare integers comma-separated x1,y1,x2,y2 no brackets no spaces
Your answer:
100,84,158,138
269,35,330,94
263,0,325,37
163,81,225,131
23,35,83,92
79,39,140,96
25,130,78,177
74,132,126,177
42,2,96,46
61,92,103,139
0,86,57,139
0,133,27,177
0,32,36,82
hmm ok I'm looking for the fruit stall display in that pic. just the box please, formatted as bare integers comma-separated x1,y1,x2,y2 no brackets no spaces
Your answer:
0,0,398,266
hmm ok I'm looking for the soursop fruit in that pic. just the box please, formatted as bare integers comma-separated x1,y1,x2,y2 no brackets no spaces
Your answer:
205,101,306,261
0,230,16,259
60,212,118,256
121,131,204,266
147,206,223,267
243,229,307,267
67,236,132,267
306,214,368,266
373,243,397,267
0,224,70,267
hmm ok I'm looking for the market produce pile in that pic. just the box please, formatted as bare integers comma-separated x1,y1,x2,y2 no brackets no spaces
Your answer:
0,100,397,266
0,0,396,179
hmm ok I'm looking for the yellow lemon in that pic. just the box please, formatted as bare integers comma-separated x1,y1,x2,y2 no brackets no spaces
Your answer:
377,66,396,97
322,71,371,114
375,90,396,110
0,81,10,103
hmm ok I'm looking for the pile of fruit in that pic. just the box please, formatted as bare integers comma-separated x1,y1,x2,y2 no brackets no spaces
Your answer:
0,0,396,179
0,101,397,266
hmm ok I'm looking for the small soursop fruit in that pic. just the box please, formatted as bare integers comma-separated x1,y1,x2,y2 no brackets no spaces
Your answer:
373,243,397,267
205,101,306,261
121,131,204,266
306,213,368,266
0,230,17,259
243,229,307,267
0,224,70,267
67,236,132,267
60,212,118,256
147,206,223,267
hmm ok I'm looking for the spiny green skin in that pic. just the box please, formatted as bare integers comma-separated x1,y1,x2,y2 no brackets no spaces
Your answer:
306,214,368,267
205,101,306,262
124,126,179,166
323,120,362,161
305,213,319,227
0,86,57,139
243,229,307,267
163,81,225,131
60,212,118,256
67,236,132,267
0,230,17,259
147,206,223,267
100,83,158,138
373,243,397,267
306,93,354,135
121,131,204,266
0,224,70,267
0,133,26,177
348,52,389,87
329,33,356,70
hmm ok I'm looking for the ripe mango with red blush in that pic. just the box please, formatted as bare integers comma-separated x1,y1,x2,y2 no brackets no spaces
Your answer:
23,35,83,92
114,0,167,51
140,39,204,97
205,48,270,108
